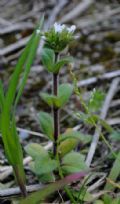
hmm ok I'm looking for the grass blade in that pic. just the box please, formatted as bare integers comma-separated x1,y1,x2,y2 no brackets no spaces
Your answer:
104,151,120,191
0,80,4,110
0,16,44,196
20,172,86,204
14,15,44,108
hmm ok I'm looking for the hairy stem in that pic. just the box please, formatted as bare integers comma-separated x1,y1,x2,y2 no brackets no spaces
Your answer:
13,166,27,197
53,53,59,156
53,73,59,155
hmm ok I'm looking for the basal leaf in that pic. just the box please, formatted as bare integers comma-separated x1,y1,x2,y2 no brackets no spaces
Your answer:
29,161,55,182
35,155,58,175
25,143,48,160
38,111,54,140
62,152,88,174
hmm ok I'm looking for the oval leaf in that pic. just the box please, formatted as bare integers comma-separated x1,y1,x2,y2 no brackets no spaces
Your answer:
35,155,58,175
62,152,88,174
25,143,48,160
58,139,78,157
41,48,55,72
58,83,73,107
53,56,74,73
38,111,54,140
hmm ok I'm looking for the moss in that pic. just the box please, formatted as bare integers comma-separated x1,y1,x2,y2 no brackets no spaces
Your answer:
100,46,116,62
105,32,120,43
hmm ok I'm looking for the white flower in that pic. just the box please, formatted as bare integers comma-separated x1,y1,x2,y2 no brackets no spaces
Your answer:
54,23,64,33
53,22,76,34
67,25,76,33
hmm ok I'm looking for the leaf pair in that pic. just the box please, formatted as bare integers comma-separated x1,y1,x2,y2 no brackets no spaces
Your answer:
25,143,57,181
38,112,54,140
61,152,88,174
40,83,73,108
58,130,91,157
59,130,91,144
41,47,73,73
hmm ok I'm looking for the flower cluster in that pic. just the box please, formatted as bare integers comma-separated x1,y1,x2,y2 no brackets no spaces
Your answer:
44,23,76,53
53,23,76,34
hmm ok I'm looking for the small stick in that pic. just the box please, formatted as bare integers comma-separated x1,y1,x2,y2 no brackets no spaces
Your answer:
77,70,120,87
0,36,29,56
60,0,94,23
0,184,43,199
76,7,120,29
0,22,34,35
85,77,120,167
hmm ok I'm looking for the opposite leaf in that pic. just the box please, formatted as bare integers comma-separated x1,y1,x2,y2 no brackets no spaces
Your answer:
59,130,91,144
41,48,55,72
40,93,60,107
40,83,73,108
58,83,73,107
29,161,55,182
53,56,73,73
25,143,48,160
62,152,88,174
38,111,54,140
58,138,78,157
35,154,58,175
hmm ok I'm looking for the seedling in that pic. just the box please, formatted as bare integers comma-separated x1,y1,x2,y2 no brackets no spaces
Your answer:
25,23,89,194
